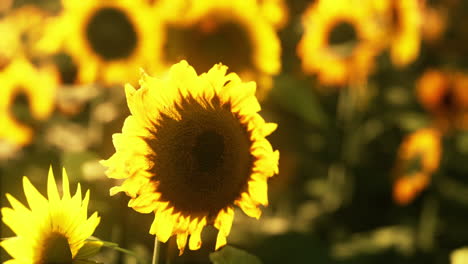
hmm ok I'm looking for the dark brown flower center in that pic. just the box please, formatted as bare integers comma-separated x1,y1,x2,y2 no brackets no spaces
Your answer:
327,20,358,57
164,16,254,74
38,232,72,264
145,94,254,218
440,87,456,112
85,7,138,60
193,130,225,173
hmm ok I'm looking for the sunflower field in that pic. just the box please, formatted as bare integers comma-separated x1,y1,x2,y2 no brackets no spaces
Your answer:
1,0,468,263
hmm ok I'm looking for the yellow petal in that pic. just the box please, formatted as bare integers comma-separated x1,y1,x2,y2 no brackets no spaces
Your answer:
47,166,60,203
215,231,227,251
189,217,206,251
214,207,234,237
235,193,261,219
214,207,234,251
150,209,175,242
176,232,188,255
109,186,124,196
22,176,47,211
248,178,269,206
62,168,71,200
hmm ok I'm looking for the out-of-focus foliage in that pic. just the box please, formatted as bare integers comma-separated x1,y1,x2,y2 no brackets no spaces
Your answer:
209,246,262,264
1,0,468,263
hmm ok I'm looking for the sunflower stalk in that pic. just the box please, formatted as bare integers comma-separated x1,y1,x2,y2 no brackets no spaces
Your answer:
152,236,159,264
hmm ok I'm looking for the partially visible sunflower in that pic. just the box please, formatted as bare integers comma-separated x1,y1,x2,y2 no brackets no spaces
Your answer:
297,0,382,86
392,128,442,205
416,69,468,132
157,0,281,100
39,0,163,85
0,18,19,69
1,167,101,263
0,58,58,146
0,5,49,68
102,61,279,254
373,0,423,67
421,3,448,43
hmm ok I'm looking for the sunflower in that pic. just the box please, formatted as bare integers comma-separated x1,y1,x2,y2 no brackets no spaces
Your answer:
101,60,279,254
157,0,281,100
416,69,468,132
421,4,447,43
0,18,20,69
39,0,163,85
375,0,423,67
297,0,382,86
392,128,441,205
0,58,58,146
1,167,101,263
0,5,48,68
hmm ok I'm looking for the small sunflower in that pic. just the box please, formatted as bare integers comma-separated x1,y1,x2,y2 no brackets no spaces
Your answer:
157,0,281,100
416,69,468,132
0,5,49,68
392,128,441,205
377,0,423,67
0,58,58,146
40,0,163,85
297,0,382,86
421,4,447,43
1,167,101,263
0,18,20,68
102,61,279,254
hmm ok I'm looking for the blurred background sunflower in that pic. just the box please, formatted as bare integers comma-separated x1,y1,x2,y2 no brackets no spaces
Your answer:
2,0,468,263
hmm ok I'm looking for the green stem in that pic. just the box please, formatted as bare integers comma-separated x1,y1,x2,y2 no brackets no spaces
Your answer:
152,236,159,264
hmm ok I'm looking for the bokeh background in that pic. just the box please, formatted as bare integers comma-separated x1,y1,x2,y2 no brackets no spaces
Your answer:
2,0,468,263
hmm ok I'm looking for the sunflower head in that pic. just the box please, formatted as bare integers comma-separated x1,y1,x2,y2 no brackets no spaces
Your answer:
417,70,468,132
0,58,58,146
39,0,163,85
392,128,441,205
297,0,382,86
159,0,281,100
0,5,49,66
1,167,101,263
102,60,279,254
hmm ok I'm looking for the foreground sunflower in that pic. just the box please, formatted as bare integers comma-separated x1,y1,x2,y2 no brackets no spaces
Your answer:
0,58,58,146
39,0,162,85
1,167,101,263
416,69,468,132
157,0,281,100
297,0,382,86
392,128,441,205
102,60,279,254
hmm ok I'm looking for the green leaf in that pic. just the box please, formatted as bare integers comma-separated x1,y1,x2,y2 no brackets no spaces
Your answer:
209,246,262,264
270,75,327,127
97,239,144,263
